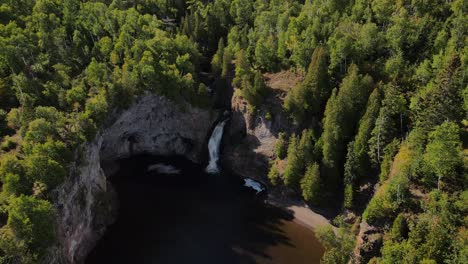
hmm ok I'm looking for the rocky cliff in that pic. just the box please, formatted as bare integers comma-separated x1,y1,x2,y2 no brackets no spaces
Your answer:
51,94,216,263
223,87,296,182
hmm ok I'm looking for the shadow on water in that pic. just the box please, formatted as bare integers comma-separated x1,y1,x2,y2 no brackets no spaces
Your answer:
86,154,324,264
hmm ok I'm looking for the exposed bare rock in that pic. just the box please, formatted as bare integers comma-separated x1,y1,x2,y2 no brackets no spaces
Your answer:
51,136,117,264
101,95,216,165
223,89,296,181
50,94,216,263
354,221,383,264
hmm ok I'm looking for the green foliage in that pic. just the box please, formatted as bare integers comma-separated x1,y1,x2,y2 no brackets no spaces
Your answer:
0,227,36,264
24,153,67,194
275,132,287,160
343,183,354,209
410,55,465,130
379,139,400,182
284,129,316,190
232,49,250,88
255,34,278,72
0,0,466,261
389,213,408,241
85,90,109,123
368,84,408,165
284,47,329,122
322,64,373,188
283,134,302,189
268,160,280,186
211,38,225,76
0,4,208,217
381,191,467,264
23,119,56,150
300,162,321,204
328,21,384,73
422,121,464,190
0,136,17,152
363,173,410,224
298,129,315,164
221,48,233,78
316,225,355,264
0,154,26,183
242,71,267,107
343,86,382,208
8,195,55,255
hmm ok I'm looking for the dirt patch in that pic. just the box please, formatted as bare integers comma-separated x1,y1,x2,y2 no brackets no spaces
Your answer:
266,194,335,232
264,70,304,93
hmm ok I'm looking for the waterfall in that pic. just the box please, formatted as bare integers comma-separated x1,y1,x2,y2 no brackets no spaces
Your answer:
205,119,228,174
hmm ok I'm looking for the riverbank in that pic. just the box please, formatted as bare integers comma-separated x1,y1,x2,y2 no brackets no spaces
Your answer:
87,155,326,264
266,195,336,232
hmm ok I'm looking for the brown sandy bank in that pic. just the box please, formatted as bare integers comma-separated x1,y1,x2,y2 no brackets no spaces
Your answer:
266,196,335,231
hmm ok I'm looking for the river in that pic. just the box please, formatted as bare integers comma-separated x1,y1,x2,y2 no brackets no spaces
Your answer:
86,155,325,264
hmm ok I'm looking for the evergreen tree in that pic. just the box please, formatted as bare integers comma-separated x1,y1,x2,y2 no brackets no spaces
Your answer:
221,48,233,78
343,86,382,208
299,128,316,164
301,162,321,204
322,64,373,189
276,132,288,160
268,160,280,186
242,71,266,107
389,213,408,241
410,55,465,130
423,121,464,190
368,83,407,165
211,38,225,76
284,47,329,122
283,134,302,189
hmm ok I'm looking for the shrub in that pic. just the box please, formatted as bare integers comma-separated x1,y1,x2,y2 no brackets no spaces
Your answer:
8,195,56,254
275,132,288,160
268,161,280,186
1,136,17,152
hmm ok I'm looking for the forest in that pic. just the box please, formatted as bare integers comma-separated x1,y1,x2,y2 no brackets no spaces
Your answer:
0,0,466,263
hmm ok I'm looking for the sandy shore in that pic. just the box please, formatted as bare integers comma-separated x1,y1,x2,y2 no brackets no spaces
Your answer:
266,197,333,231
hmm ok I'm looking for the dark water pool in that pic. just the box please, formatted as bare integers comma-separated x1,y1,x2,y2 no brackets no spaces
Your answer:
86,155,324,264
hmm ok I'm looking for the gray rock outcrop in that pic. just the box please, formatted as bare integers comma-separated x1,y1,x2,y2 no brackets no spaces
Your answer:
223,90,295,181
51,94,216,263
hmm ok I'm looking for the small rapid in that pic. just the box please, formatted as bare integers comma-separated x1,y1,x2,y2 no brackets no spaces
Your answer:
205,119,228,174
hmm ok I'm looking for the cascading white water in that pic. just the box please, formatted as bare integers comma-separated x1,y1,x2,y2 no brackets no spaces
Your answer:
205,119,228,174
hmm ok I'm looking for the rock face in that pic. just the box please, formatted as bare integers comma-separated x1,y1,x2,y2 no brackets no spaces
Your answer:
101,95,215,165
354,221,383,263
51,137,115,264
223,90,295,181
51,94,216,263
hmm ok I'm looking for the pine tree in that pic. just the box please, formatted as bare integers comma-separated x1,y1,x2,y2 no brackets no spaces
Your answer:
368,84,407,165
299,129,315,164
268,160,280,186
410,55,464,130
301,162,321,204
211,38,225,76
276,132,288,159
423,121,463,190
283,134,303,189
343,86,382,208
322,64,373,189
240,70,266,108
284,47,329,122
221,48,233,78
